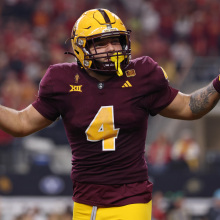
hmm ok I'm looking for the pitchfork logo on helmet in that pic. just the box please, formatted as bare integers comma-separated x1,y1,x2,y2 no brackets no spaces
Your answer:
71,8,131,76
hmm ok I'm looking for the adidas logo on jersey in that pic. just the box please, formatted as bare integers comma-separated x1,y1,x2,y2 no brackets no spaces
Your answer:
122,80,132,88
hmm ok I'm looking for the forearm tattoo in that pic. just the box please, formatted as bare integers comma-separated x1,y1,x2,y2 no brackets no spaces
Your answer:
189,83,219,114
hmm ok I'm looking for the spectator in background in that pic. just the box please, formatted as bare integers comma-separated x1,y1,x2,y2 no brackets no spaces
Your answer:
147,133,172,175
170,38,193,79
152,191,167,220
140,1,160,36
171,129,201,172
206,189,220,220
166,192,191,220
31,207,47,220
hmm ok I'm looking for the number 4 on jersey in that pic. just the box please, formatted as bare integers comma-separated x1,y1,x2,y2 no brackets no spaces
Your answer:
85,106,119,151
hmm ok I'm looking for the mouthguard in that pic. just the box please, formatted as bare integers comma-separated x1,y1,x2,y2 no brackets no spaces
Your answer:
110,53,125,76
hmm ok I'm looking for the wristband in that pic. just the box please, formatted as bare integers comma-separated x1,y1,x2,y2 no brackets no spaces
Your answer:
213,75,220,93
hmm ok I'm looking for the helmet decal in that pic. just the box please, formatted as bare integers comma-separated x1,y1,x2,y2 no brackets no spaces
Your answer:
97,9,112,28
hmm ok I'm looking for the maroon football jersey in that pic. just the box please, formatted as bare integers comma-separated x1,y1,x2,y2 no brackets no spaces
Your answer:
32,56,178,205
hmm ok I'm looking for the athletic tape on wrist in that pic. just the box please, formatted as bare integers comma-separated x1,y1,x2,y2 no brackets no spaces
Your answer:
213,75,220,93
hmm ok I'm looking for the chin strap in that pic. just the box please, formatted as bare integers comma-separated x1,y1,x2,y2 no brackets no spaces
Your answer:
110,52,125,76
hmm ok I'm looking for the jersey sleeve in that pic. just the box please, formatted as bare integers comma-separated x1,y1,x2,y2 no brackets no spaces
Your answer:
143,58,179,116
32,66,60,121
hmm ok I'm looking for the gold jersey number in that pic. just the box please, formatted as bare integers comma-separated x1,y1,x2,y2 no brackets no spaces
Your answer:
85,106,119,151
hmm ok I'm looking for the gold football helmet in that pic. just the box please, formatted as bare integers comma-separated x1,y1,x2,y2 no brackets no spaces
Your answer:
71,8,131,76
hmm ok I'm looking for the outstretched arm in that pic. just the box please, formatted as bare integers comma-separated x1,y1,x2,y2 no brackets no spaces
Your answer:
0,104,53,137
160,81,220,120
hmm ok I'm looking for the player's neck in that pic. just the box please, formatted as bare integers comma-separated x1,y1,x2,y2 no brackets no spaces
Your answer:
85,69,114,82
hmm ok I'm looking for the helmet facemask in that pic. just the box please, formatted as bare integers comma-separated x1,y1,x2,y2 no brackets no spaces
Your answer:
77,31,131,76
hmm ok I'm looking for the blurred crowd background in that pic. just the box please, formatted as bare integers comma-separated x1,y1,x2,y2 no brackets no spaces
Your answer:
1,0,220,219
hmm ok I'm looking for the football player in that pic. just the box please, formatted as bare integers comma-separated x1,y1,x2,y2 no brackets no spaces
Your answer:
1,8,220,220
